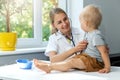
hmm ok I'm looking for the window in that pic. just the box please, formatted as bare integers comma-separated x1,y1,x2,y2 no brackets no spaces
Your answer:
0,0,67,49
16,0,42,48
0,0,60,48
0,0,33,36
42,0,56,41
19,0,67,48
0,0,35,48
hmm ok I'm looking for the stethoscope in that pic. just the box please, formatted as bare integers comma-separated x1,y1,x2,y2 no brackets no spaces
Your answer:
65,32,78,55
57,29,77,55
68,18,76,47
65,31,88,55
65,32,76,47
58,31,75,47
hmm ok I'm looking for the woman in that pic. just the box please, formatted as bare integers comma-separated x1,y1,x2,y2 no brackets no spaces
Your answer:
45,7,87,62
45,8,87,62
33,8,88,73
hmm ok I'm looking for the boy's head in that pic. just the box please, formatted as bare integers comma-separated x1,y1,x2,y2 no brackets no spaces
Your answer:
79,5,102,31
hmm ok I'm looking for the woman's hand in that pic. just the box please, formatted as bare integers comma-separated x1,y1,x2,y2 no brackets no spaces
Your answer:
74,40,88,52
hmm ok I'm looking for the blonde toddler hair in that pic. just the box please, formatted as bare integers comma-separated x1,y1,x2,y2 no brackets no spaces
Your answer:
80,5,102,29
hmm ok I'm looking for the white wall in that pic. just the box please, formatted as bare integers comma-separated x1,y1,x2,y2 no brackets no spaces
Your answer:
67,0,85,34
70,0,120,54
59,0,83,30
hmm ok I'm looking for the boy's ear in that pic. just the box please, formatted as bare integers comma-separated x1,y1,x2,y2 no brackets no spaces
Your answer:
85,21,89,26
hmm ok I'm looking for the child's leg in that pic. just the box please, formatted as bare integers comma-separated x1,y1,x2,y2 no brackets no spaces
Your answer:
33,59,51,73
33,58,86,73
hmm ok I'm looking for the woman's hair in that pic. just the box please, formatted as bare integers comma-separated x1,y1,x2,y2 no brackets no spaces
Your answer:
80,5,102,29
49,8,68,34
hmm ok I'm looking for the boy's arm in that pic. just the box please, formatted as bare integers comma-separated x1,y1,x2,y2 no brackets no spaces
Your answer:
97,45,111,73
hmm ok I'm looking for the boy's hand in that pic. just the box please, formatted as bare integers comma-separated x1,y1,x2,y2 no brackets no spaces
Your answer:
98,67,110,73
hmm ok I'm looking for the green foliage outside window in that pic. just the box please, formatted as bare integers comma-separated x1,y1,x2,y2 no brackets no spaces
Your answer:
0,0,33,38
42,0,54,41
0,0,54,40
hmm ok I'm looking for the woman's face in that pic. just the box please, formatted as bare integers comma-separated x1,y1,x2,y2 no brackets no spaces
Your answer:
53,13,71,35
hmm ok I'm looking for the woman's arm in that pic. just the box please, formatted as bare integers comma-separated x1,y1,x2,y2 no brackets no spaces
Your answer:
49,40,88,63
48,48,77,63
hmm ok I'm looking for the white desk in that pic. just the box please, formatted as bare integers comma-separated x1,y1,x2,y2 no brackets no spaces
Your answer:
0,62,120,80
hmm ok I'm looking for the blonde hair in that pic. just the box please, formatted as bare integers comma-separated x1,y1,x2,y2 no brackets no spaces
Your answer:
49,8,68,34
80,5,102,29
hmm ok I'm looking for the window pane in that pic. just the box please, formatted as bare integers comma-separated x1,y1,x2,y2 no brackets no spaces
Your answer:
0,0,33,38
42,0,56,41
0,0,66,48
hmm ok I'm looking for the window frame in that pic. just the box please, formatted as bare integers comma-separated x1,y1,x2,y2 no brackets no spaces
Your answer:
16,0,68,49
16,0,66,49
16,0,43,48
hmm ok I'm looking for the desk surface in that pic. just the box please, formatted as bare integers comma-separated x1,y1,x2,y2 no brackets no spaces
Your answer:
0,63,120,80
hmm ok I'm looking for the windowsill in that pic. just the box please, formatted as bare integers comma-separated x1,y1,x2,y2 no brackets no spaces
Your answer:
0,47,46,56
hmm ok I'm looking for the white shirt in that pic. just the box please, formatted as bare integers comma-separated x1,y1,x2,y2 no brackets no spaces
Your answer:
45,28,83,56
